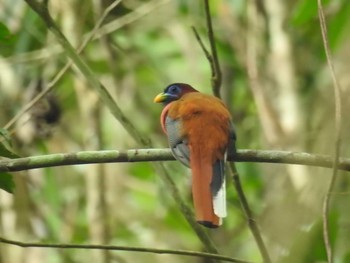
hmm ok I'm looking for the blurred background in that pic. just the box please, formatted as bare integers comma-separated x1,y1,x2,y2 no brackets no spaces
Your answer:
0,0,350,262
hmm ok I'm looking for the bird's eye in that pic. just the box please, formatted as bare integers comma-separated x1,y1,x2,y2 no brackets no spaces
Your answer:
169,85,180,94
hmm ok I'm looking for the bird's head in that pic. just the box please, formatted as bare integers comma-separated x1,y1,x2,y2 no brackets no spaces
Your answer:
154,83,198,105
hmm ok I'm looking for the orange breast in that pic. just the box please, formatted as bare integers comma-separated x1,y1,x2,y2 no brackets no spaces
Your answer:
167,92,231,163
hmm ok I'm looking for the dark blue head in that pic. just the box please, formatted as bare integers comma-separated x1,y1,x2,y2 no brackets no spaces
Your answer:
153,83,198,105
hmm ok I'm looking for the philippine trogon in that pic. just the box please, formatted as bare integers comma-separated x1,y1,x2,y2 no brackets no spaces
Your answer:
154,83,236,228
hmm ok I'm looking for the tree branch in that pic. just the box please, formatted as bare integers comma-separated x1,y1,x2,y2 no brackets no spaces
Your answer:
203,0,222,97
228,165,271,263
191,26,214,73
0,236,252,263
1,149,350,173
191,1,222,97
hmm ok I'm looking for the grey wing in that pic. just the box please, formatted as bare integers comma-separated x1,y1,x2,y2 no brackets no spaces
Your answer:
165,116,190,167
227,121,237,159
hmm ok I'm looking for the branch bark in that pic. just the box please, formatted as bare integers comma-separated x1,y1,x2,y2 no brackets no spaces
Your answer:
228,165,271,263
0,236,252,263
203,0,222,97
317,1,343,262
1,149,350,172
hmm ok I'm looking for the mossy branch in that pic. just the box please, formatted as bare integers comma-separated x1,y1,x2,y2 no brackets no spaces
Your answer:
0,236,252,263
1,149,350,172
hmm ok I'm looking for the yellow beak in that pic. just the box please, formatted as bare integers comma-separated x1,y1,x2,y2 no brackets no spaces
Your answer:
153,93,167,103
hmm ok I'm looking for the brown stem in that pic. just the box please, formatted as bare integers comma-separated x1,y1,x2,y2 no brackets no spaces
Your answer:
228,164,272,263
317,1,343,262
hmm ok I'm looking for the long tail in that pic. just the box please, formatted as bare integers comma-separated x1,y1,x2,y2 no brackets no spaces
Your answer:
190,151,224,228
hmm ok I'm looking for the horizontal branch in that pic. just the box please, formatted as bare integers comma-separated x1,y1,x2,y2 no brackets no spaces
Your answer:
0,236,251,263
0,149,349,172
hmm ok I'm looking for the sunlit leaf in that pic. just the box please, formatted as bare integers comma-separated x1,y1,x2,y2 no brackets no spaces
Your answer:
328,2,350,50
291,1,318,26
291,0,330,25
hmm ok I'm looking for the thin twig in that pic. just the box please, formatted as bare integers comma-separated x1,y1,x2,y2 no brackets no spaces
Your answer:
95,0,170,38
0,236,252,263
204,0,222,97
317,1,343,262
191,26,214,71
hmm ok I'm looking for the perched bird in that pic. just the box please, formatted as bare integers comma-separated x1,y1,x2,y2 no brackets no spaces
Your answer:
154,83,236,228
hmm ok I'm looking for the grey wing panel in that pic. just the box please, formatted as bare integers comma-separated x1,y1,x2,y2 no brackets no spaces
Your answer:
165,116,190,167
171,141,190,167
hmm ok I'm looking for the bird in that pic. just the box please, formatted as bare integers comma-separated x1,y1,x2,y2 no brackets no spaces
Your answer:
154,83,236,228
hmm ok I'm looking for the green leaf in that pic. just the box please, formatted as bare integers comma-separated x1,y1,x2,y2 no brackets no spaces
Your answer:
0,172,15,194
0,141,20,158
291,1,318,26
0,129,20,158
328,1,350,50
0,128,13,146
291,0,330,26
0,22,12,41
0,22,16,56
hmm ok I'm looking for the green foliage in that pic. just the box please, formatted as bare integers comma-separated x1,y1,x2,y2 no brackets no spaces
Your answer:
0,172,15,194
0,129,18,193
292,0,349,51
328,2,350,49
0,129,19,158
280,213,339,263
291,1,320,26
0,22,16,56
129,163,154,180
0,141,19,159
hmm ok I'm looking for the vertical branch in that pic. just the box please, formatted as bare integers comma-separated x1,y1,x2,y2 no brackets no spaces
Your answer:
154,163,219,255
228,164,272,263
204,0,222,97
192,1,222,97
317,1,343,262
192,26,214,71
